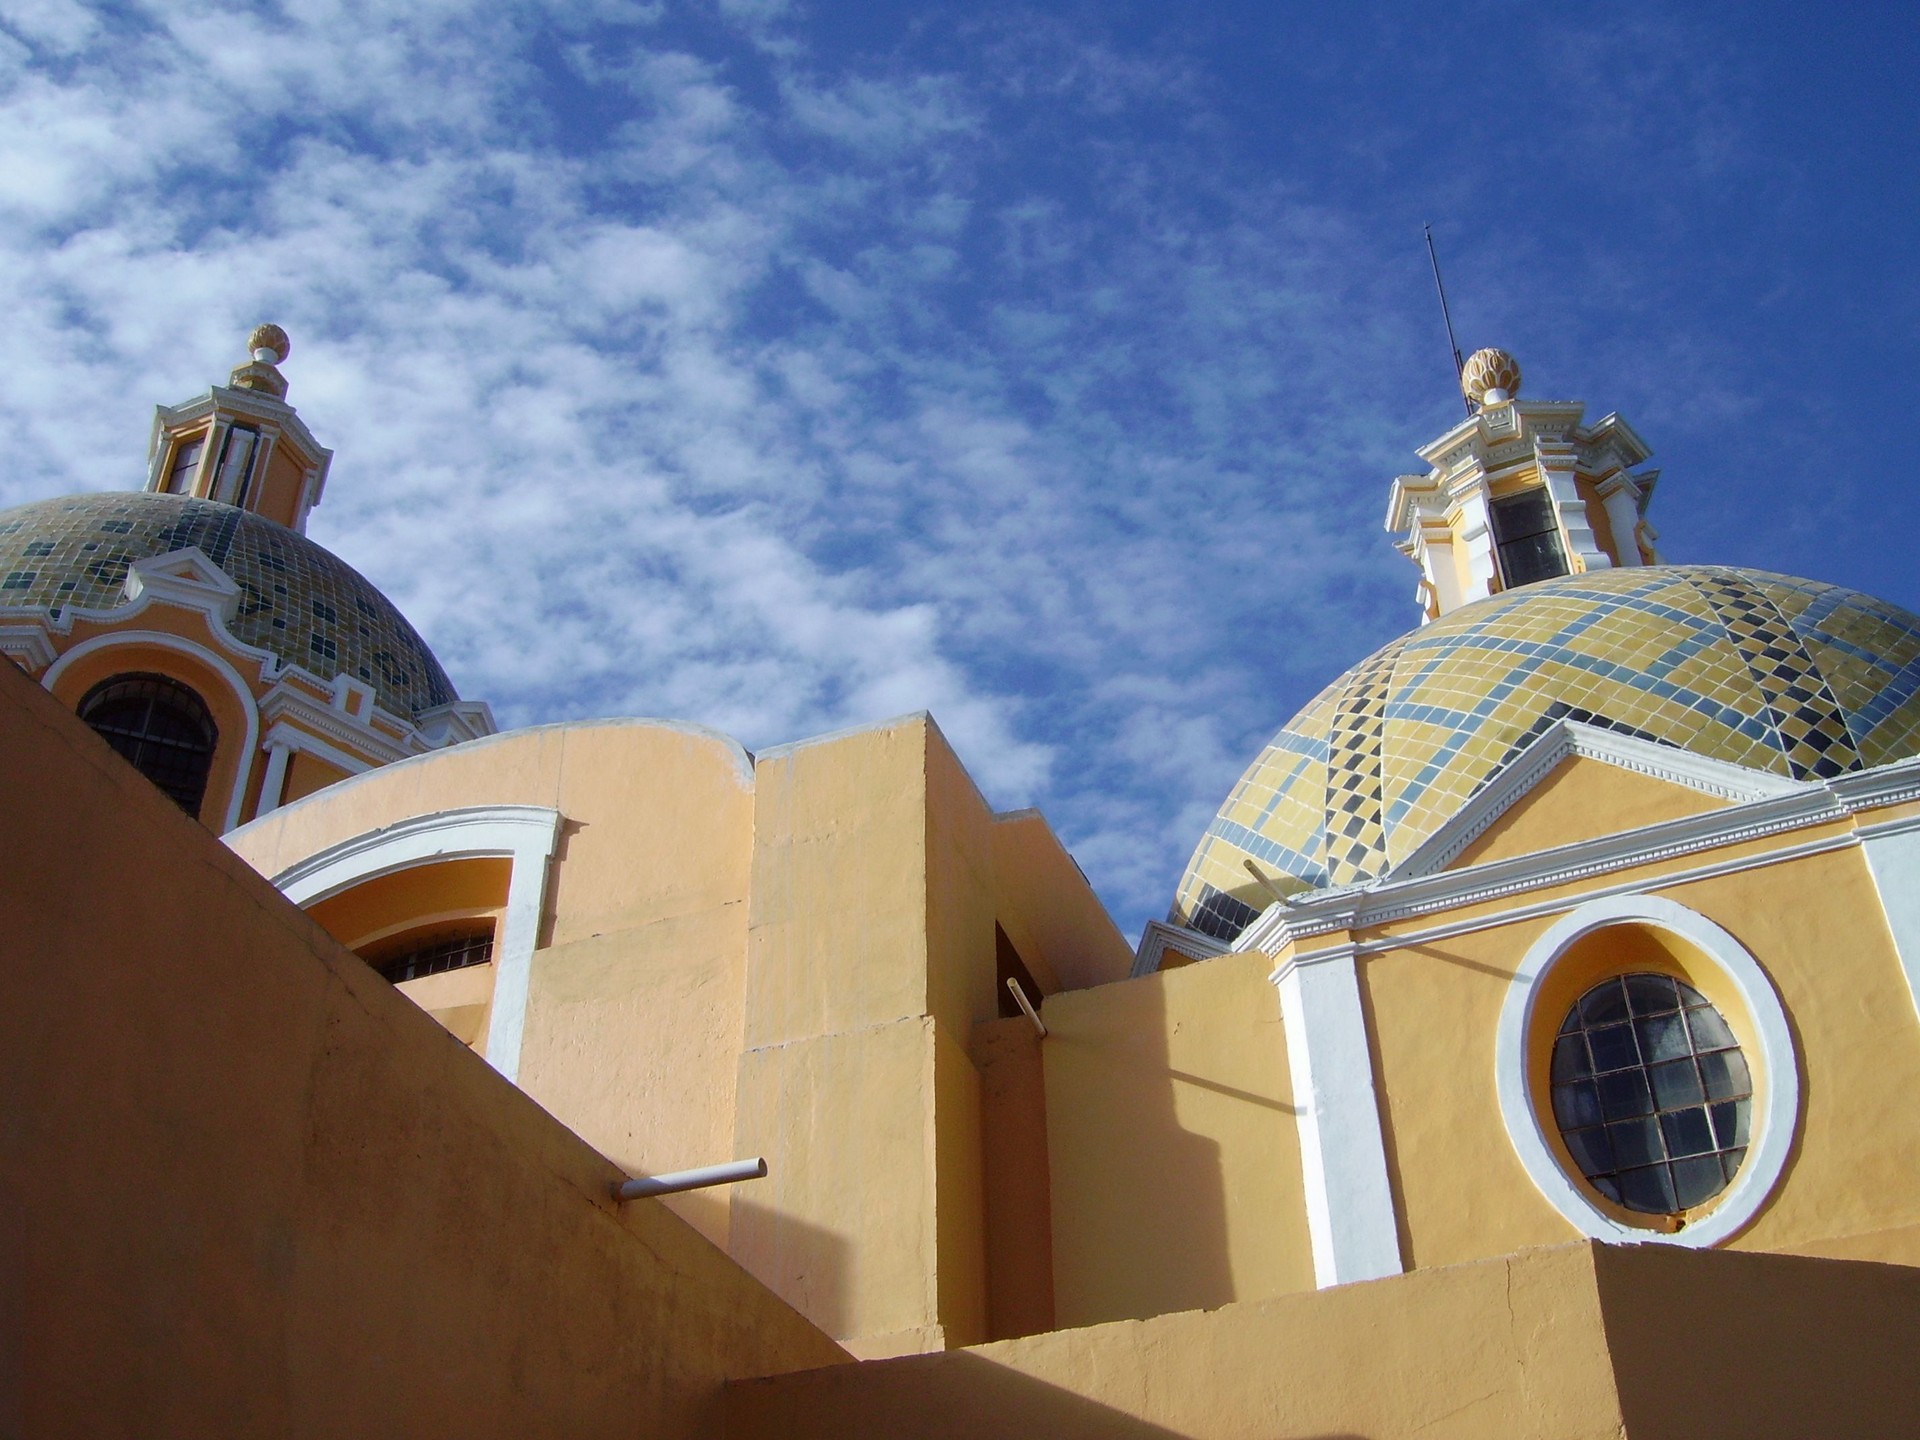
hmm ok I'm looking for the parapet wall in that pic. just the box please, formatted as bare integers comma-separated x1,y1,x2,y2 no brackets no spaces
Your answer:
0,663,846,1439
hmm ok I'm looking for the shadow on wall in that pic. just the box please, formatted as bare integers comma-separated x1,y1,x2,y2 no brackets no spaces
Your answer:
728,1198,854,1341
727,1348,1370,1439
1045,971,1237,1324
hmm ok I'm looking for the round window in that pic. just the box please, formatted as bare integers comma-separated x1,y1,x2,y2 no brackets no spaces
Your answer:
1550,972,1752,1216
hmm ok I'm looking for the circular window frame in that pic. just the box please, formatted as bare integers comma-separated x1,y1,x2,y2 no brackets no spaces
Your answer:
1495,894,1798,1248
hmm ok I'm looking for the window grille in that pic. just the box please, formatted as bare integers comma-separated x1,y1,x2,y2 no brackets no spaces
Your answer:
78,673,218,816
367,928,495,985
1489,487,1569,589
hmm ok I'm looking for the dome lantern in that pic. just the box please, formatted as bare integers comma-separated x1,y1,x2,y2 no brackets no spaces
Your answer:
1386,352,1660,622
145,325,332,534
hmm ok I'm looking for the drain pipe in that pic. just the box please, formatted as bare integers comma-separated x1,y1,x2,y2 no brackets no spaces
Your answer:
614,1156,768,1202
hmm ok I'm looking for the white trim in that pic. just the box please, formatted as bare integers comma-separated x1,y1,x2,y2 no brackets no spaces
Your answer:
257,805,562,1083
122,547,240,621
0,622,56,671
1388,719,1808,882
255,741,293,817
1860,828,1920,1024
1494,893,1798,1248
43,629,262,833
1132,919,1229,977
1272,947,1404,1287
1234,753,1920,959
259,720,375,782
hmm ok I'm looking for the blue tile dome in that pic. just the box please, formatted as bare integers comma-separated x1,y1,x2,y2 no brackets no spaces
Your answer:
1175,566,1920,942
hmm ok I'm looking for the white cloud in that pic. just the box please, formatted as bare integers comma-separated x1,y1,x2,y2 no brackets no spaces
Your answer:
3,3,1830,942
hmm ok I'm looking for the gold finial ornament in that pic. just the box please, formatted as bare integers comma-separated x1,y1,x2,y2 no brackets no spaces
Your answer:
1460,347,1521,407
247,323,291,366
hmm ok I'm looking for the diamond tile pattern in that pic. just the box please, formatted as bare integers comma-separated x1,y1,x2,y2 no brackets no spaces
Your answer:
1174,566,1920,940
0,492,457,717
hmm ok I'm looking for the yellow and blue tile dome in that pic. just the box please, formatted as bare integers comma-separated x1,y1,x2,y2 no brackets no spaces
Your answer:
0,492,458,718
1175,565,1920,941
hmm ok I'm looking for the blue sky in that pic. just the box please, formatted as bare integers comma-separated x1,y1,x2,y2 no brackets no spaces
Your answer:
2,0,1915,939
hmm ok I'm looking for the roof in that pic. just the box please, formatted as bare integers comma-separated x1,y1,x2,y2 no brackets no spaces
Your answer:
0,491,457,718
1175,565,1920,941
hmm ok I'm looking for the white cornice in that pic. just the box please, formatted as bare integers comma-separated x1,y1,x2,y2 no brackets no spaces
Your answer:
27,573,284,689
0,621,56,671
259,679,426,766
1388,719,1808,882
121,546,241,622
1232,748,1920,961
1131,919,1230,977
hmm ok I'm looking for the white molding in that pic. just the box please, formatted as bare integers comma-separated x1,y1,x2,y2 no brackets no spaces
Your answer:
256,805,562,1084
1131,919,1230,977
414,698,497,748
257,679,421,767
42,629,262,833
1388,719,1808,882
1232,750,1920,959
1272,947,1404,1287
122,547,241,621
0,621,56,671
1859,828,1920,1025
29,558,286,688
1270,810,1920,980
1494,894,1798,1248
259,719,375,781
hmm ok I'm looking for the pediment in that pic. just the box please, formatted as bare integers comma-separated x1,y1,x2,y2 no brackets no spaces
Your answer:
1388,721,1809,879
122,546,240,619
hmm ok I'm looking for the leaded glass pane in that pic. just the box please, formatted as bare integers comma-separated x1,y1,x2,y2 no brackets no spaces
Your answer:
1548,972,1753,1216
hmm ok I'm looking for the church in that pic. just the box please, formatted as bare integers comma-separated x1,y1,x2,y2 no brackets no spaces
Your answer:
5,329,1919,1436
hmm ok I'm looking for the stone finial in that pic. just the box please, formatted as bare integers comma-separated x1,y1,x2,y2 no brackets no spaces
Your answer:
247,323,291,366
1461,348,1521,407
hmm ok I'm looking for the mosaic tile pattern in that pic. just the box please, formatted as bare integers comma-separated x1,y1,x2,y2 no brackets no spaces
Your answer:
0,493,457,717
1175,566,1920,941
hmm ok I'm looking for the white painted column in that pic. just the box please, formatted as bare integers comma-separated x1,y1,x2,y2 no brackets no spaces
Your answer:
1596,476,1644,567
1272,946,1404,1288
482,845,552,1084
1539,450,1608,573
254,741,293,819
1451,487,1499,604
1861,828,1920,1024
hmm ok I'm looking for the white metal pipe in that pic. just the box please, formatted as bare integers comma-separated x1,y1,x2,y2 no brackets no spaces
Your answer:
613,1156,767,1202
1005,976,1047,1038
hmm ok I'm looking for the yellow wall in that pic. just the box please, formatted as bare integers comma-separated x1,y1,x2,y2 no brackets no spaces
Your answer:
228,719,758,1248
727,1240,1920,1440
234,711,1134,1359
1042,948,1313,1327
1450,755,1728,870
281,749,352,806
0,661,846,1438
1357,828,1920,1271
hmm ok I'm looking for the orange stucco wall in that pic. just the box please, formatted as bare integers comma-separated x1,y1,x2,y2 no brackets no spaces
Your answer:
0,661,847,1437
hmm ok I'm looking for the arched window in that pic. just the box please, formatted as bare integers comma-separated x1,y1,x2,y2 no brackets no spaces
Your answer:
78,673,218,816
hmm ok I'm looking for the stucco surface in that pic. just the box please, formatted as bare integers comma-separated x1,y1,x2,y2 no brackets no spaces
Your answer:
1043,949,1312,1326
0,663,846,1438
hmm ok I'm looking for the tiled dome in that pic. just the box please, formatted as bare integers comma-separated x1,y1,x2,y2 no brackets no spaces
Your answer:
0,492,457,718
1176,566,1920,942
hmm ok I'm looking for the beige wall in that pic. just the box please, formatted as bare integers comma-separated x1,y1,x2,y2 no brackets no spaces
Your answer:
0,662,846,1439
